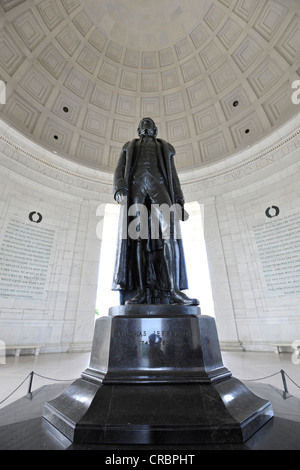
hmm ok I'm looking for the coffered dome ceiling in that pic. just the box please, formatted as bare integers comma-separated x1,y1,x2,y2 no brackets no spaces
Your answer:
0,0,299,173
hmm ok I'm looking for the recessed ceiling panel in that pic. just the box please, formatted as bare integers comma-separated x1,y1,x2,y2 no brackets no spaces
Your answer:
0,0,299,173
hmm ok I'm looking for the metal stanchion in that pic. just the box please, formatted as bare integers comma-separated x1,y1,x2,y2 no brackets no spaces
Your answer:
27,371,34,394
280,369,289,394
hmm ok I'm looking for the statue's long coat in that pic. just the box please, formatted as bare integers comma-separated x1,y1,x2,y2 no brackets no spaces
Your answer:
112,137,188,293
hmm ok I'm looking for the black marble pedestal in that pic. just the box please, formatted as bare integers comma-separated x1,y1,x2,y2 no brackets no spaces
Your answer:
43,306,273,444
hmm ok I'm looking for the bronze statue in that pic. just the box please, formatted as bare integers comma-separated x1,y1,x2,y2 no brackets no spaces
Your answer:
112,117,199,306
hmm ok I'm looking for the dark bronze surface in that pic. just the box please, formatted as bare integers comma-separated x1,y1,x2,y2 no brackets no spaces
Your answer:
39,119,275,447
42,308,273,445
0,381,299,450
43,378,273,445
81,308,231,384
112,117,199,306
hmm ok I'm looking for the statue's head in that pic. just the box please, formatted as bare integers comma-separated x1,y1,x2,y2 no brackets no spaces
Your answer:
137,117,158,137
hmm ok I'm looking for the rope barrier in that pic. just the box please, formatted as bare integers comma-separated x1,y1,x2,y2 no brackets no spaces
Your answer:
1,369,300,406
242,369,300,394
243,371,281,382
0,371,76,405
32,372,77,382
280,371,300,391
0,372,32,405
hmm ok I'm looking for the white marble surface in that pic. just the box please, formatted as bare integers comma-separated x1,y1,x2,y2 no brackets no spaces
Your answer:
0,115,300,352
1,350,300,410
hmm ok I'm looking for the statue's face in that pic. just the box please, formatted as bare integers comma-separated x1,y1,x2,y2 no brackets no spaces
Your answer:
138,118,157,137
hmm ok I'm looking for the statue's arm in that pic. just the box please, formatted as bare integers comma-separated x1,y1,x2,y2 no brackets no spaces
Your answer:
113,144,129,203
169,145,184,205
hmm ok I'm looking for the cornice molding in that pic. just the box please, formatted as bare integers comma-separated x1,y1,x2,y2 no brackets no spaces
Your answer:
0,114,299,200
181,114,300,198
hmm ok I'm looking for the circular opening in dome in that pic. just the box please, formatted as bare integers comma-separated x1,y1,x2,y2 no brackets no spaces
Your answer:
63,107,69,113
233,101,239,107
54,135,58,140
245,129,250,134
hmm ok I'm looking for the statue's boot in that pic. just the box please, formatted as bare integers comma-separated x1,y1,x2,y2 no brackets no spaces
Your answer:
164,239,200,306
126,240,147,305
169,288,199,305
126,288,147,304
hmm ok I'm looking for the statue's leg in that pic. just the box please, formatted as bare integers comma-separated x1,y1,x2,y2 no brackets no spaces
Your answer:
163,239,199,306
125,239,147,304
125,185,148,305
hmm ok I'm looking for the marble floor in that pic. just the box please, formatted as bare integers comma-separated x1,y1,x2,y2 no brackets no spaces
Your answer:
1,349,300,409
1,349,300,450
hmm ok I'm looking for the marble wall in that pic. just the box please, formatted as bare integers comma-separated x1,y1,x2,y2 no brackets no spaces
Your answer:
0,120,112,353
213,170,300,351
0,179,102,352
181,115,300,351
0,114,299,353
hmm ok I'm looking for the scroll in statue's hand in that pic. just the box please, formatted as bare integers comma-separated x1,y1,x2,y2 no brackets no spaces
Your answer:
175,197,189,221
115,188,128,205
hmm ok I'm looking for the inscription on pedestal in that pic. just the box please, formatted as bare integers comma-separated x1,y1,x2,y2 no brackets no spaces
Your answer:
0,219,55,300
85,311,230,385
114,328,191,347
253,211,300,296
